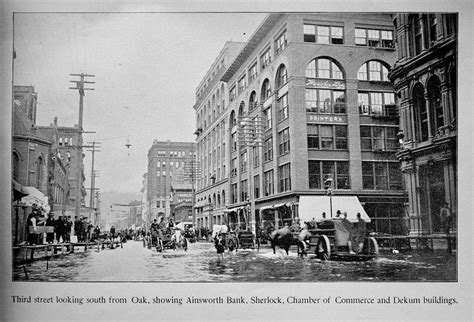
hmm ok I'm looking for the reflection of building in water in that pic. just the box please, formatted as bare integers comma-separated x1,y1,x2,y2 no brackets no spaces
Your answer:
390,13,457,235
194,13,407,235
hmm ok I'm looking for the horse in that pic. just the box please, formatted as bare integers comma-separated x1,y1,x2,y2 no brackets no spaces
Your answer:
268,225,308,256
170,229,187,251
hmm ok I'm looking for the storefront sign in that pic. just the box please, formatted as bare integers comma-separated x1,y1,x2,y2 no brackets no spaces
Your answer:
306,79,345,89
307,114,347,123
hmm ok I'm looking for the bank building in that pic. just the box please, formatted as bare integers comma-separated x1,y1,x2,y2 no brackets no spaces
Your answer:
193,13,408,235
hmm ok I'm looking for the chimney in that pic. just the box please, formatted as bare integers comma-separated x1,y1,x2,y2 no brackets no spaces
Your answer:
54,117,58,127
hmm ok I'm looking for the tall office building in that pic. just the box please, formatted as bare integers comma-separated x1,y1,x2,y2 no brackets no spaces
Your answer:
195,14,407,235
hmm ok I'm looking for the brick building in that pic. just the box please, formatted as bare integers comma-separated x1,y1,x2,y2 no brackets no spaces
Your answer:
195,13,407,234
389,13,457,235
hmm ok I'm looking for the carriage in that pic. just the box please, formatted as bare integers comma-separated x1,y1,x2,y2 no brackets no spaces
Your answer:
146,227,188,252
302,219,379,261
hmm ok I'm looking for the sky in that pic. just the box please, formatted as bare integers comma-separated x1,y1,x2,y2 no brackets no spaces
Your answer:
13,12,266,196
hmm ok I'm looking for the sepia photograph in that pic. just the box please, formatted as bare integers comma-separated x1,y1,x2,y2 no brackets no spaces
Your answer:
1,1,472,321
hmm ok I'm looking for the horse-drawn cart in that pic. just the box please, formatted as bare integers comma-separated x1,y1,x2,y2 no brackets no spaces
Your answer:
303,219,379,261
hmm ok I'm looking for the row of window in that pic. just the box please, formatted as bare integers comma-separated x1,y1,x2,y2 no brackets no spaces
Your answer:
304,24,394,48
308,160,403,190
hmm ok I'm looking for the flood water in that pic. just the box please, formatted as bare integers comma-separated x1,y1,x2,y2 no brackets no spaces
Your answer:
13,240,456,282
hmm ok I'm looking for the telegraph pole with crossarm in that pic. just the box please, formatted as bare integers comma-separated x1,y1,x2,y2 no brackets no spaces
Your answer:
69,73,95,219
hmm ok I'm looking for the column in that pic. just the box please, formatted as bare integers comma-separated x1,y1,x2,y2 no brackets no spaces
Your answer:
345,79,362,190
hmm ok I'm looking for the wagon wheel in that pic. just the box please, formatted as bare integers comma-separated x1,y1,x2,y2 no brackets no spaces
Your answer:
364,237,379,257
316,235,331,261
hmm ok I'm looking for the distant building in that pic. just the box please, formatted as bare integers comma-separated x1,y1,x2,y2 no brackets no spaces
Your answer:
170,182,193,223
147,140,195,219
390,13,457,235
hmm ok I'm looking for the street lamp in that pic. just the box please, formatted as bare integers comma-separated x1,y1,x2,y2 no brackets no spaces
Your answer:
324,177,333,218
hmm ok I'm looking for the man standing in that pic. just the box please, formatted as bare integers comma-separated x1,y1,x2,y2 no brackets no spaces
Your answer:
45,213,56,243
440,202,452,235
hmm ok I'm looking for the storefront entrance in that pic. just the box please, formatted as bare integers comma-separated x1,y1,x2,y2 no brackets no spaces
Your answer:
419,163,446,233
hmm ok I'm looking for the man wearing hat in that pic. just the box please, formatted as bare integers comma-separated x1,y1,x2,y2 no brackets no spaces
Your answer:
45,213,56,243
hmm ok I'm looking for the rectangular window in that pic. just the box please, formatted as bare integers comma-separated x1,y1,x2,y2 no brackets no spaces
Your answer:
264,170,274,196
263,137,273,162
278,128,290,156
240,179,248,202
252,146,260,167
264,106,272,130
231,133,237,151
362,162,402,190
359,92,396,116
275,30,288,54
306,89,346,114
248,62,258,83
370,92,383,115
240,150,248,173
304,24,316,42
238,75,247,93
336,162,350,189
254,175,260,199
278,163,291,192
308,160,321,189
230,86,237,102
360,126,372,150
356,28,393,48
277,93,289,122
231,157,237,177
231,183,238,203
355,28,367,45
304,24,344,44
320,125,333,150
260,48,271,70
335,126,347,149
307,124,319,149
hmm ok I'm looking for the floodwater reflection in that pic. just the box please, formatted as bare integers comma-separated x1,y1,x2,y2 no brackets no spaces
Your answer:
13,240,456,282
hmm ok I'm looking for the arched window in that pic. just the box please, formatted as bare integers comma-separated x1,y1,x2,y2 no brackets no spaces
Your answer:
305,57,343,79
213,193,216,207
217,193,221,207
412,83,428,141
249,91,257,112
305,58,346,114
229,110,237,128
276,64,287,88
36,156,44,189
12,152,20,181
261,79,272,101
222,190,225,204
427,76,444,136
358,61,390,81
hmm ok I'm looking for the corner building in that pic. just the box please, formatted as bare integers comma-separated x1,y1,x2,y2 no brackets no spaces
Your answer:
197,14,408,234
389,14,457,235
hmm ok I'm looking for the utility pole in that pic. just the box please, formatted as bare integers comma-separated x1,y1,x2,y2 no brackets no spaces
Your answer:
184,149,201,227
237,114,264,235
86,141,101,209
69,73,95,220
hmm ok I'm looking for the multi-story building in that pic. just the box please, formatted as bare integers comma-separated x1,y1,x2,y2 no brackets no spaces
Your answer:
170,183,193,223
147,140,195,219
389,13,457,235
206,13,407,234
193,41,245,230
12,86,69,243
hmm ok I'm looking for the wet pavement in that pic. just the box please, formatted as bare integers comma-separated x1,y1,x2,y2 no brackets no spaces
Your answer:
13,240,457,282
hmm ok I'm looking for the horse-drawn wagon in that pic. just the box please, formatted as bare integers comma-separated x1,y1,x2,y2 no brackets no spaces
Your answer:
303,219,379,261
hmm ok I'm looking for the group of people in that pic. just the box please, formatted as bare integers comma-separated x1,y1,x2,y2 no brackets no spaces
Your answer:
26,204,102,245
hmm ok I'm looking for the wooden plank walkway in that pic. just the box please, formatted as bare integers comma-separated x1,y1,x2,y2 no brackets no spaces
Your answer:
13,240,124,265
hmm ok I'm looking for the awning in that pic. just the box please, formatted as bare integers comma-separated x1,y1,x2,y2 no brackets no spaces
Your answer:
12,181,28,201
20,186,49,209
193,200,207,208
223,206,243,213
259,203,287,211
298,196,371,223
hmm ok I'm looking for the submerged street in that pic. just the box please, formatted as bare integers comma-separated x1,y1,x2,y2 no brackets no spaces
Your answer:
13,240,456,282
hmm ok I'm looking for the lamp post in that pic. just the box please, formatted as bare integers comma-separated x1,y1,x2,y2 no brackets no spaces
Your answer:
324,177,334,218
